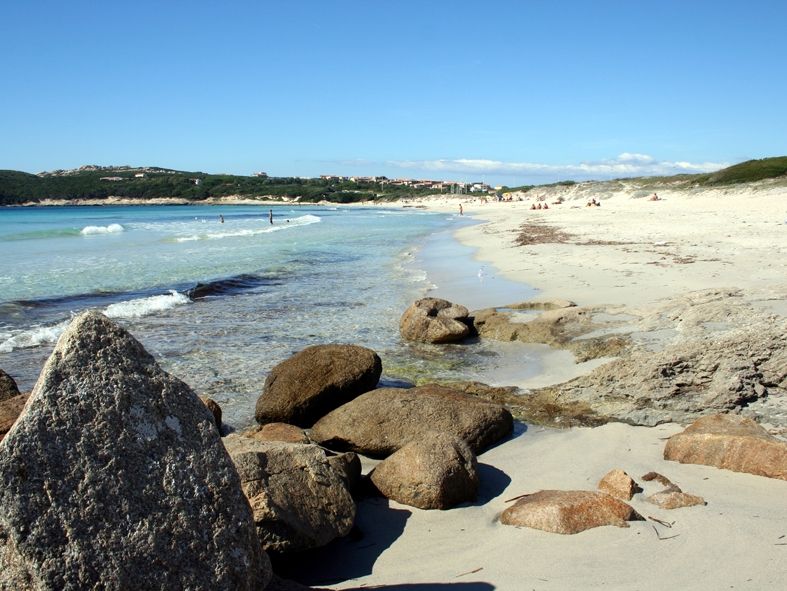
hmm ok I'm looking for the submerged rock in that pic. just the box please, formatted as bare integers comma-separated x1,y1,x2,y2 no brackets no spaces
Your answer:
500,490,643,534
370,433,479,510
664,414,787,480
255,344,382,427
224,436,356,554
399,297,471,344
311,384,513,457
0,311,270,590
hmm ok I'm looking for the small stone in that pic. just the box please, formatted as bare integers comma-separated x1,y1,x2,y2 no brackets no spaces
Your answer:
0,369,20,402
200,396,222,430
597,469,639,500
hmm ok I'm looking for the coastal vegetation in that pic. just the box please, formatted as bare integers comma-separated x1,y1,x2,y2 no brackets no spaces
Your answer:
1,156,785,206
0,167,437,205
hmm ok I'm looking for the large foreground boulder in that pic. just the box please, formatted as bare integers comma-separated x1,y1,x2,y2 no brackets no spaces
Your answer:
399,298,471,343
0,311,270,590
310,384,513,456
370,433,479,509
664,414,787,480
224,436,356,554
255,344,382,427
0,370,19,402
500,490,643,534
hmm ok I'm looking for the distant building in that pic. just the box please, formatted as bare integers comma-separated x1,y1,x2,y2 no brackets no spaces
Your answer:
100,176,124,182
134,173,145,178
192,178,202,185
253,171,268,177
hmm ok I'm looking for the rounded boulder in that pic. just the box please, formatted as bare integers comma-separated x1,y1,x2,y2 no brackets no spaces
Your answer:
255,344,382,427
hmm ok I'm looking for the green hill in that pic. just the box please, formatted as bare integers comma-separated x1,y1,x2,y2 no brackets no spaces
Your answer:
0,167,437,205
695,156,787,185
2,157,786,206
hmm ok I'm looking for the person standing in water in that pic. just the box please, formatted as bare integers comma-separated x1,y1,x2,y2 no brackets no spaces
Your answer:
219,214,224,224
459,203,463,216
269,209,273,225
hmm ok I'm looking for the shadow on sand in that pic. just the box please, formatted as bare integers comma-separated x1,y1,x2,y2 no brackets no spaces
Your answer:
342,584,495,590
474,462,512,505
272,498,411,586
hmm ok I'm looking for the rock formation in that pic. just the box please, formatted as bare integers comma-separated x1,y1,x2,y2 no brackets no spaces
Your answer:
224,436,356,554
528,322,787,427
0,311,270,590
664,414,787,480
399,298,471,343
255,344,382,427
370,433,479,509
310,384,513,457
500,490,643,534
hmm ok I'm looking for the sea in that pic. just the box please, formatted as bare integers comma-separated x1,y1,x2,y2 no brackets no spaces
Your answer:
0,204,537,428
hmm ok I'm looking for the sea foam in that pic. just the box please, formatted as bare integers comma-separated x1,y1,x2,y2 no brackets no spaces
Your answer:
174,214,321,242
80,223,125,235
0,320,71,353
104,290,190,319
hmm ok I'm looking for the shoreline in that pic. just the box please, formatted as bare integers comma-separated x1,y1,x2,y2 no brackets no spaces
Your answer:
308,181,787,591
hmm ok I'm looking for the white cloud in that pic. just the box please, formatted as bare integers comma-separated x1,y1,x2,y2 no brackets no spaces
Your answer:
386,154,729,181
616,152,654,163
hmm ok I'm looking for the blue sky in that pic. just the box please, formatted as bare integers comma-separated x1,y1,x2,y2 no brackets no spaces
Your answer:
1,0,785,185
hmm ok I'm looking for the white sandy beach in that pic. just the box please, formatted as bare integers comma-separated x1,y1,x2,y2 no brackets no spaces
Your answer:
308,182,787,591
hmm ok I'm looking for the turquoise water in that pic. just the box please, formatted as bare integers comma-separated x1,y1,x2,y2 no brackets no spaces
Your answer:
0,204,535,427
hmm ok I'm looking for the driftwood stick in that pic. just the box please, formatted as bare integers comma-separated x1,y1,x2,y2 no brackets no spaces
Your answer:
456,567,483,578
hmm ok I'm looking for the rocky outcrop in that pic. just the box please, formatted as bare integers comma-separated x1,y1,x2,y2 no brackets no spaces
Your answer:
597,469,639,501
472,302,629,362
664,414,787,480
529,322,787,427
224,436,356,554
473,302,588,346
311,384,513,457
0,311,270,591
0,394,28,442
255,344,382,427
641,472,706,509
399,298,471,343
370,433,479,509
0,370,19,402
500,490,643,534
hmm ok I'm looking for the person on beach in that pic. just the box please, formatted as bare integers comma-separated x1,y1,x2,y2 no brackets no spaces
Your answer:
459,204,463,216
269,209,273,225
